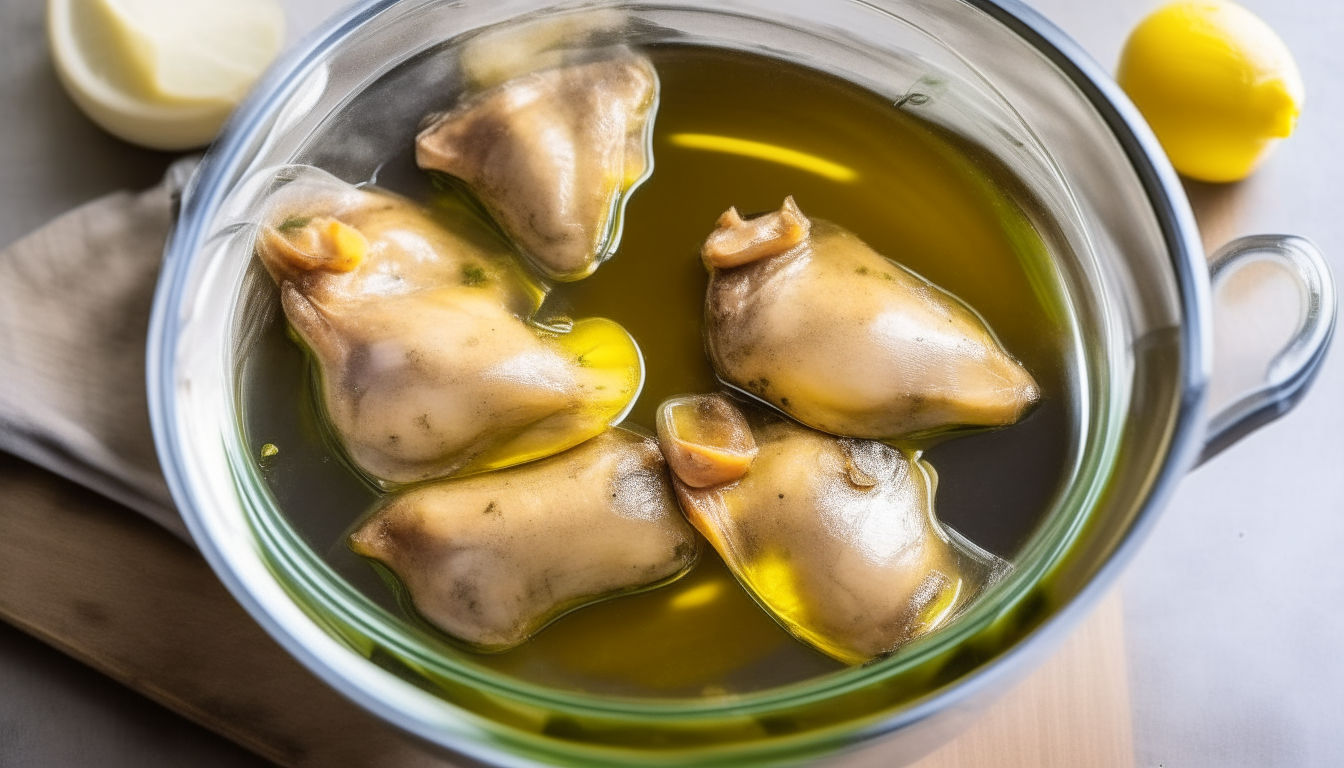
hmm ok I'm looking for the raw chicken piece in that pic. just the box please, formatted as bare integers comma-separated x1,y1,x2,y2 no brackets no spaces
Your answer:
416,53,658,281
703,197,1040,441
350,429,700,651
663,395,1005,664
253,167,642,485
284,287,641,484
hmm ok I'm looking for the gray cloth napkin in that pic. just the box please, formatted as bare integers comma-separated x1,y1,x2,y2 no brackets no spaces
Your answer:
0,158,198,541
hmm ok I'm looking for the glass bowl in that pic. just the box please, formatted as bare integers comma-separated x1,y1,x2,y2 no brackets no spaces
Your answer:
147,0,1334,765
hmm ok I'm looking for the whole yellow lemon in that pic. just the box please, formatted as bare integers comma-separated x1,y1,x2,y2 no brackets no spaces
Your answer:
1117,0,1304,183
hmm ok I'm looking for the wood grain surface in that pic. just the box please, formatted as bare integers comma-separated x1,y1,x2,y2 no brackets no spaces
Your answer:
0,450,1133,767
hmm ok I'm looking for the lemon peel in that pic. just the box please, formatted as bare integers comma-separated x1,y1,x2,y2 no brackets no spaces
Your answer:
1117,0,1304,183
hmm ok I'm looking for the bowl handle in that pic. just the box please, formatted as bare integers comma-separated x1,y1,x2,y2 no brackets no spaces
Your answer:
1196,235,1337,466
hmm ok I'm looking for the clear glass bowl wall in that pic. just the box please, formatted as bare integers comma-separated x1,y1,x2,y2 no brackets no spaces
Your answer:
154,0,1196,764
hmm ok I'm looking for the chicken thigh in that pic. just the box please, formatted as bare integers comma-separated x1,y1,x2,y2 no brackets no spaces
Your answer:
702,197,1040,442
416,53,658,281
350,429,699,651
660,395,1005,664
254,168,643,485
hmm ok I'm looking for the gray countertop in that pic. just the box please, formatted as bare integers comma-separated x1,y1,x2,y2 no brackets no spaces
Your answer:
1,0,1341,765
1065,1,1344,766
0,2,243,764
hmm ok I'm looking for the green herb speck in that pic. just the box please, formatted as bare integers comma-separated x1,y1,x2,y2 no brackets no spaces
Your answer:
461,264,488,286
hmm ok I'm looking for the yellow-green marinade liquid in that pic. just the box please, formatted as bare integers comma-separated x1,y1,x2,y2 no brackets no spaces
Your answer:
242,43,1077,698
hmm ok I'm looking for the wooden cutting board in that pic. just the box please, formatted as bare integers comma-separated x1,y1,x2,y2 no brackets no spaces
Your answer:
0,453,1133,767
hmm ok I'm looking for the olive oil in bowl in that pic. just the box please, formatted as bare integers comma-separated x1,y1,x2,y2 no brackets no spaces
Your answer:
240,43,1079,698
